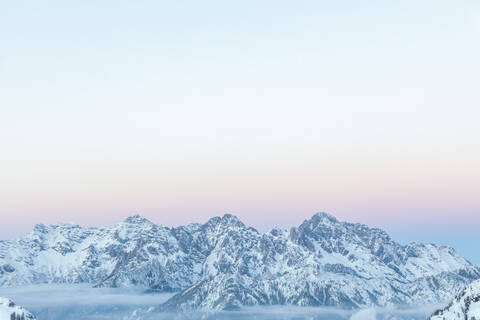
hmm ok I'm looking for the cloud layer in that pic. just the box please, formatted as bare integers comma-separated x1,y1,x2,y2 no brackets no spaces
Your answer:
0,284,438,320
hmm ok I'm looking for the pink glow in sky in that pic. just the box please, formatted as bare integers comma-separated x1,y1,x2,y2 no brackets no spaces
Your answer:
1,1,480,240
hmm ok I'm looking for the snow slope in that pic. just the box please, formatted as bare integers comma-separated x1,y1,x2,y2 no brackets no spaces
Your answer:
0,297,35,320
430,279,480,320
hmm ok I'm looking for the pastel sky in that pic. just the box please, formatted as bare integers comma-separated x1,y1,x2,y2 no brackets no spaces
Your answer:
1,1,479,262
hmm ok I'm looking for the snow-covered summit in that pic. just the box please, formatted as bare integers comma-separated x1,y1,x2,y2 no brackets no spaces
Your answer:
204,213,247,229
123,214,154,225
311,211,339,223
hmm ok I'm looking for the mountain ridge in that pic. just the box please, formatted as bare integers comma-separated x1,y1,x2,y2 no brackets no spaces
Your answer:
0,212,478,311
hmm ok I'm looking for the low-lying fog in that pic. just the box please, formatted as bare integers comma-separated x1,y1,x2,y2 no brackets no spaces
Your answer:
0,284,439,320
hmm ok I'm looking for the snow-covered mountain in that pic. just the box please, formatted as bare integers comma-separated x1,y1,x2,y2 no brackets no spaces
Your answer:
430,279,480,320
0,213,478,311
0,298,35,320
157,213,479,311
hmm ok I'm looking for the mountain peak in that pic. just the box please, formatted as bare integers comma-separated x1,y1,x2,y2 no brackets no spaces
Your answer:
206,213,245,228
311,211,338,223
222,213,238,220
33,223,48,233
123,214,153,225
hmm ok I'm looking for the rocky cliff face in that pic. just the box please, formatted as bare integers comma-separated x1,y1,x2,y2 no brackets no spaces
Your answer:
1,213,478,311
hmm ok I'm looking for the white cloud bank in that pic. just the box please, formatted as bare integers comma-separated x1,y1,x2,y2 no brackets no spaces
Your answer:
0,284,437,320
350,308,377,320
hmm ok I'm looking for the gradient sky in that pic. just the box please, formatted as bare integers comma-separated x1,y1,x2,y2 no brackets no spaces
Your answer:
1,1,479,262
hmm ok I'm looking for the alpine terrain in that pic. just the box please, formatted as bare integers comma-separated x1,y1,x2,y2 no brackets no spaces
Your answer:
0,213,478,311
0,298,36,320
430,279,480,320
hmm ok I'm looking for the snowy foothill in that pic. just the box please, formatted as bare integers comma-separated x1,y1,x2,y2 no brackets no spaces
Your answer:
430,279,480,320
0,297,35,320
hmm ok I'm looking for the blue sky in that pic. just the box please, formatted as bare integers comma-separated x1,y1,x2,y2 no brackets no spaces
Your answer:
1,1,479,262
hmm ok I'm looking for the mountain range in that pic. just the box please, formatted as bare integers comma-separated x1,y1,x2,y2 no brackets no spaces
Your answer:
0,212,478,311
